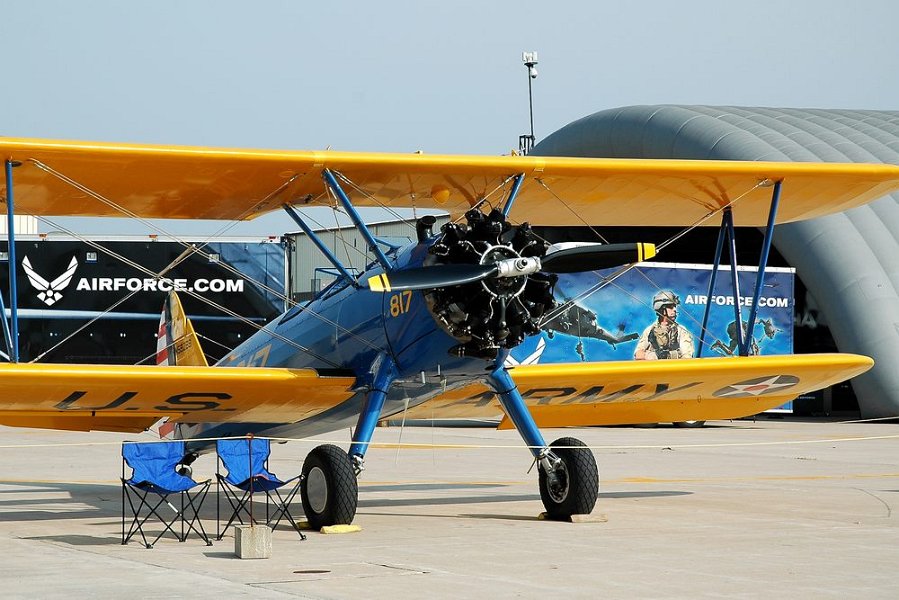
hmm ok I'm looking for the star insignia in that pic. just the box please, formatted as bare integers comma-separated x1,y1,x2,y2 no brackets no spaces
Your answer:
713,375,799,398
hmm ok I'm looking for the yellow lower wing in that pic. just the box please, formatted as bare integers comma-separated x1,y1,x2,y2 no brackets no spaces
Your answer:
405,354,873,427
0,363,356,432
0,354,871,433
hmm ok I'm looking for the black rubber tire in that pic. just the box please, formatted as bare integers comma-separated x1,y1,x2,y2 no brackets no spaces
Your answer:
538,437,599,520
300,444,358,530
673,420,706,428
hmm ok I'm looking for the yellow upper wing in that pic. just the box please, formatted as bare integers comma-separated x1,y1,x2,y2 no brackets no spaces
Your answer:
3,137,899,226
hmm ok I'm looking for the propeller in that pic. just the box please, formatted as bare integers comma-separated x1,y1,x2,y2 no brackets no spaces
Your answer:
368,263,499,292
366,242,656,292
541,242,656,273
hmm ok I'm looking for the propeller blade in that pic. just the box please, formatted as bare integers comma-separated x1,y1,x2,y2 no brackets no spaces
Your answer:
367,263,498,292
541,242,656,273
366,243,654,292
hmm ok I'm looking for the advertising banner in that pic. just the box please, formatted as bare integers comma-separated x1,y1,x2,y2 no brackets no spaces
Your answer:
508,262,795,412
0,238,286,363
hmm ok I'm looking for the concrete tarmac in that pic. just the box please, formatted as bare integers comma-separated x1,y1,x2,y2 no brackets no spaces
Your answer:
1,417,898,599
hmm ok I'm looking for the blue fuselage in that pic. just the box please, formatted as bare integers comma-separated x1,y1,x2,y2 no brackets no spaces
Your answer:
197,240,486,441
220,241,478,377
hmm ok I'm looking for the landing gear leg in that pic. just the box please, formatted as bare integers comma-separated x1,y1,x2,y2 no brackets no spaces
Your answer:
486,358,599,519
300,355,397,529
348,354,398,475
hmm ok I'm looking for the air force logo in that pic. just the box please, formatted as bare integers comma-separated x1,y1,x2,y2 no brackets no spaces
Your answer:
22,255,79,306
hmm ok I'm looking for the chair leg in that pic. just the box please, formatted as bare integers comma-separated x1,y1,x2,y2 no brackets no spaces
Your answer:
267,481,306,540
216,482,253,540
122,485,153,548
123,486,184,548
147,495,186,547
181,483,213,545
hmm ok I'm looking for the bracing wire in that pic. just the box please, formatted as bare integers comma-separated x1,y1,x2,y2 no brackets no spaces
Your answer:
24,160,387,356
30,159,296,306
30,214,344,368
535,180,766,328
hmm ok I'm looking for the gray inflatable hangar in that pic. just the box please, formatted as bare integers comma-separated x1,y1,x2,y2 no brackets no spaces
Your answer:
533,105,899,418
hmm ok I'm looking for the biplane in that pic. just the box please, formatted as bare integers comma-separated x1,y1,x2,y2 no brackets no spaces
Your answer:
1,137,898,527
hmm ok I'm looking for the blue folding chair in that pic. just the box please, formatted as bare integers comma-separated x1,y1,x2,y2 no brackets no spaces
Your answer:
121,441,212,548
216,438,305,540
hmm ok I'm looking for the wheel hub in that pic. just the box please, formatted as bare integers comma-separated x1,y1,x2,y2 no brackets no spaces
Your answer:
546,461,570,504
306,466,328,513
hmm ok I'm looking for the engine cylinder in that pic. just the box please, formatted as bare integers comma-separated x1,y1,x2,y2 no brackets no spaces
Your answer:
424,209,557,360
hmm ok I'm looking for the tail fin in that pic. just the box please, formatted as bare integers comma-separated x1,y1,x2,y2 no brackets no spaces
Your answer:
156,291,206,439
156,291,208,367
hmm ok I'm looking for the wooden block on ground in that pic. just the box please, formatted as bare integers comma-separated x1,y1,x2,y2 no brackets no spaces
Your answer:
320,524,363,534
538,512,608,523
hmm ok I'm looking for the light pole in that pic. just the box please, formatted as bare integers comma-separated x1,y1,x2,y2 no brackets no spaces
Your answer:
519,51,538,155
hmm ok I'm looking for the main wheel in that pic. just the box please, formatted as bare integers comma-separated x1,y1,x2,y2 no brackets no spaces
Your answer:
673,420,706,428
301,444,358,530
538,437,599,520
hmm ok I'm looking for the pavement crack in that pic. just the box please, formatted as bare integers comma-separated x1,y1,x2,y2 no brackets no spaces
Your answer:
854,488,893,518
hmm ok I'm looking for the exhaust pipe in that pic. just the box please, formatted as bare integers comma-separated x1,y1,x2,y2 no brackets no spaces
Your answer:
416,215,437,242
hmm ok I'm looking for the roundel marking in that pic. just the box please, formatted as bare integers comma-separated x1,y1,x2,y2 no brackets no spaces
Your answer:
713,375,800,398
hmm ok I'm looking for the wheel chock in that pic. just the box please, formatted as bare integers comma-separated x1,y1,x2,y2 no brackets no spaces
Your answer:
538,512,607,523
320,524,363,534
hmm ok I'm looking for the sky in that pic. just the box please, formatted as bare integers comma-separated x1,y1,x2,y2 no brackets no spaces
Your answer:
3,0,899,235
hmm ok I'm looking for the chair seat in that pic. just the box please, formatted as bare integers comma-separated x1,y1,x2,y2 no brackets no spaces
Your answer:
222,474,296,493
125,477,201,495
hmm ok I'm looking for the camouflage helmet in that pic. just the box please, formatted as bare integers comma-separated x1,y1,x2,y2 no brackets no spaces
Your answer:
652,290,680,313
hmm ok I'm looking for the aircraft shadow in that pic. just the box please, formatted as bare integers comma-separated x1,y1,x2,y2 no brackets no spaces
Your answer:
358,489,690,509
0,481,122,521
1,481,691,535
22,534,123,546
361,482,503,493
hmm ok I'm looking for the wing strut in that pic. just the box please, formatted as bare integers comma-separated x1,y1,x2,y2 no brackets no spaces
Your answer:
282,203,357,285
697,179,783,357
3,160,21,362
501,173,526,217
742,180,783,356
322,169,392,270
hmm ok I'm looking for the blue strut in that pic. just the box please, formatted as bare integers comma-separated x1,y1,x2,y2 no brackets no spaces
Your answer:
282,203,356,285
501,173,526,218
322,169,392,271
349,354,398,463
740,180,782,356
4,160,19,363
486,353,547,458
697,218,728,358
722,207,745,354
